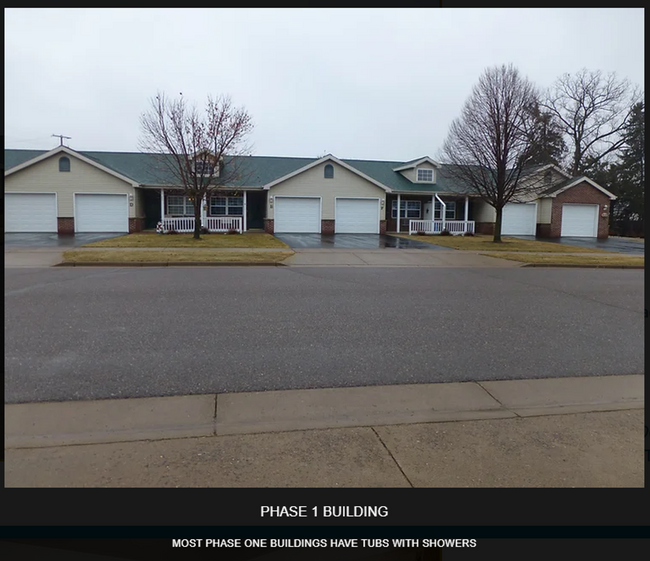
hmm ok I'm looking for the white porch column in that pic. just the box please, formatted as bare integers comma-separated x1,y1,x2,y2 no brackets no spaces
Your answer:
201,195,207,227
160,188,165,229
432,195,436,225
243,191,247,232
464,196,469,232
396,194,401,233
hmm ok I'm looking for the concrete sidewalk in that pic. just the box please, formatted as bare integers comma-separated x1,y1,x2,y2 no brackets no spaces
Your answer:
283,249,522,267
4,375,643,487
4,247,65,268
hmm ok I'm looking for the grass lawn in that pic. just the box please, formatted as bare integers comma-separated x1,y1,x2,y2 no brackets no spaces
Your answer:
482,252,644,267
391,233,609,253
83,232,290,249
63,249,293,264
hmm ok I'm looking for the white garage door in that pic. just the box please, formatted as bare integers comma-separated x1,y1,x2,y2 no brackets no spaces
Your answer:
502,203,537,235
75,194,129,233
561,204,599,237
335,198,380,234
274,197,321,233
4,193,57,233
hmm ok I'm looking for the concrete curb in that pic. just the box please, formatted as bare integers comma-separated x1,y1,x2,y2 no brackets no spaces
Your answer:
522,263,644,269
55,261,287,267
5,374,643,449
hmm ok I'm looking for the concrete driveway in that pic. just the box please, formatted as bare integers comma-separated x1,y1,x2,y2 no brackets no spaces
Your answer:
513,235,645,255
4,233,125,268
4,233,125,247
274,233,449,249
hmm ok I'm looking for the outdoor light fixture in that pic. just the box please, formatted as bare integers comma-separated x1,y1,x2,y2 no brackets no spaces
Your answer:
381,199,385,208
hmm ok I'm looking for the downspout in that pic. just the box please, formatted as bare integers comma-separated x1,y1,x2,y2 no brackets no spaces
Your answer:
435,193,446,231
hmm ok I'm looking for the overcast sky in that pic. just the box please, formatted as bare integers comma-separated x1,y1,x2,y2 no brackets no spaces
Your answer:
4,8,644,161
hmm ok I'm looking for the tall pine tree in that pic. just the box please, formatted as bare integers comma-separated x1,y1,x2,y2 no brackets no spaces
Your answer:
610,102,644,235
519,102,567,168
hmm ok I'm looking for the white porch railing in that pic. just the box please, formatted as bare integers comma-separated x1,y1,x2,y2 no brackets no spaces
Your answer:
163,217,195,233
205,216,243,233
162,216,243,233
409,220,475,235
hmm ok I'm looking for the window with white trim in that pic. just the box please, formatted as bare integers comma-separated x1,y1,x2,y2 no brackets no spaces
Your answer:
392,200,421,219
416,168,434,182
194,161,215,176
167,195,195,216
434,201,456,220
324,164,334,178
210,196,243,216
59,157,70,172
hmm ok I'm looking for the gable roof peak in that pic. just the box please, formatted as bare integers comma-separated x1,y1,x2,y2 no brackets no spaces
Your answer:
392,156,441,172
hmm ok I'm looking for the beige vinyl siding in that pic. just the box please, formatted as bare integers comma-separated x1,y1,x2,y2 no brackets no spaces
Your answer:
4,154,137,217
134,187,146,219
473,200,496,222
399,163,436,184
518,168,571,201
268,162,386,220
537,198,552,224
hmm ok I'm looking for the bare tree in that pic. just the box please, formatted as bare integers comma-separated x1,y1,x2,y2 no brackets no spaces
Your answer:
541,69,640,176
441,64,541,242
139,92,253,239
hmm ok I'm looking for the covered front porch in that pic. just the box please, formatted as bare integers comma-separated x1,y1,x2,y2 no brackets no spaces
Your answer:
386,193,475,234
144,188,267,233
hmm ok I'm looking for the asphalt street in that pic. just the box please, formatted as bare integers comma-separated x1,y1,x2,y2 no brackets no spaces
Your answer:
4,266,644,403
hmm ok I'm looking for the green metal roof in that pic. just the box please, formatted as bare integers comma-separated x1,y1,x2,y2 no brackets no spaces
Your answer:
4,149,475,194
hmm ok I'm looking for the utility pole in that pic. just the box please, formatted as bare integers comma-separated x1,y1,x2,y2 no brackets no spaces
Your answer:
52,134,71,146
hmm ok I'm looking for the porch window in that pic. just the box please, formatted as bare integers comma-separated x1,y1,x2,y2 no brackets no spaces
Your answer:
434,201,456,220
167,195,195,216
210,196,243,215
392,200,421,219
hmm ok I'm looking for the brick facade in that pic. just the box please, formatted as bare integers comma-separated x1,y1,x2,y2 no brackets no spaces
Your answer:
321,220,335,234
263,219,274,234
548,182,611,239
57,217,74,234
379,220,386,234
536,224,552,238
129,217,145,233
475,222,494,235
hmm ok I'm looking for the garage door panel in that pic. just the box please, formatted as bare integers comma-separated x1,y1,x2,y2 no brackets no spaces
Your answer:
502,203,537,235
274,197,320,233
335,198,380,234
561,204,598,237
75,194,129,233
5,193,57,233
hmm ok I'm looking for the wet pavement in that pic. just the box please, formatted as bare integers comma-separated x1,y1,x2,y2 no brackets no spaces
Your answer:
512,235,645,255
4,233,124,248
274,233,450,249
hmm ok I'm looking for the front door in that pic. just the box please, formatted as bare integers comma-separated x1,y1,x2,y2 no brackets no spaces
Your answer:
144,189,161,229
246,191,266,229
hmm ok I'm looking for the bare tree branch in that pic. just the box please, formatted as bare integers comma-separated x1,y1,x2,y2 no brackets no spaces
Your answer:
541,69,641,176
139,92,254,239
441,64,542,242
